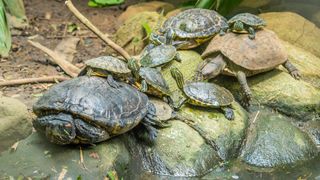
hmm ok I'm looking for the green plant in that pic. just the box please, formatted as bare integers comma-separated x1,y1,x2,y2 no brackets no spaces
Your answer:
0,1,11,57
195,0,243,15
88,0,124,7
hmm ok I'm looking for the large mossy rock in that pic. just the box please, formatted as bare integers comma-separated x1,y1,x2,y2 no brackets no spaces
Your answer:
259,12,320,58
0,96,32,152
0,133,130,179
112,12,166,56
281,40,320,88
126,120,220,177
215,70,320,121
118,1,174,22
179,103,248,160
240,109,318,167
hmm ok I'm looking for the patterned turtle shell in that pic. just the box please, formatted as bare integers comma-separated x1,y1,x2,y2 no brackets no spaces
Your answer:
139,67,171,96
161,8,228,39
228,13,266,28
140,44,176,68
184,82,234,107
84,56,131,75
202,29,287,71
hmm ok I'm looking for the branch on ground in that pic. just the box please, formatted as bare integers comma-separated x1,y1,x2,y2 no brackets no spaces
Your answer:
65,0,131,61
28,40,80,77
0,76,70,86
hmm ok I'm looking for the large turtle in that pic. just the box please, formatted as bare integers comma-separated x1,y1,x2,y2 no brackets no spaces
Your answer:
170,67,235,120
128,59,171,101
196,29,300,106
33,76,171,145
228,13,266,39
155,8,229,49
78,56,131,87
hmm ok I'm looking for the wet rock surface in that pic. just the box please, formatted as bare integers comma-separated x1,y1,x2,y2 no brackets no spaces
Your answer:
0,132,130,179
240,108,318,167
0,96,32,152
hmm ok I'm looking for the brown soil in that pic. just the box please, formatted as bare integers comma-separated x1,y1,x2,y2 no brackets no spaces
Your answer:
0,0,136,109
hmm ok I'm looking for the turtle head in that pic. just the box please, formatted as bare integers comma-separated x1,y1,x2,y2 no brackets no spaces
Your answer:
33,113,76,145
128,58,140,80
150,33,164,45
170,67,184,90
233,20,244,32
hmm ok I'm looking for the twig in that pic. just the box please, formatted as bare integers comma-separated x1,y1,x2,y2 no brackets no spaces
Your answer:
79,146,88,170
0,76,70,86
65,0,131,61
28,40,80,77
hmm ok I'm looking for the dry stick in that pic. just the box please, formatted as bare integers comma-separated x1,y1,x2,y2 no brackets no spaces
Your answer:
0,76,70,86
65,0,131,61
28,40,80,77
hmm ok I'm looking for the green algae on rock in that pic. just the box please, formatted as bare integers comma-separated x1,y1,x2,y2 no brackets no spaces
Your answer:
240,109,318,167
112,12,166,55
259,12,320,58
0,132,130,179
0,96,32,153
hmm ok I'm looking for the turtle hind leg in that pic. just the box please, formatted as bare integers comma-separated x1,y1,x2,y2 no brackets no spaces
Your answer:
138,120,159,144
282,60,301,80
221,106,235,120
107,75,121,88
248,27,256,39
236,71,252,108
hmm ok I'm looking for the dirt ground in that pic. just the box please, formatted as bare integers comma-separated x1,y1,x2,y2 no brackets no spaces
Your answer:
0,0,137,109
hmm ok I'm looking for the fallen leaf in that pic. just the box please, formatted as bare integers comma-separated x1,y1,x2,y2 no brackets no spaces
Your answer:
54,37,80,63
89,152,100,159
10,141,19,152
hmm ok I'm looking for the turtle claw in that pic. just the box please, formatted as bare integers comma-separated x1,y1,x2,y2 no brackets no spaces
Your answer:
223,108,235,120
248,34,255,40
290,70,301,80
240,94,252,109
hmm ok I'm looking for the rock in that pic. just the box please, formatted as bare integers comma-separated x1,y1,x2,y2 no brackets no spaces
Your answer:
215,69,320,121
300,120,320,148
240,108,318,167
0,132,130,179
239,0,271,8
161,50,203,108
178,103,248,160
125,120,220,177
165,7,189,18
312,11,320,27
0,96,32,152
111,12,166,56
259,12,320,58
280,40,320,88
118,1,174,22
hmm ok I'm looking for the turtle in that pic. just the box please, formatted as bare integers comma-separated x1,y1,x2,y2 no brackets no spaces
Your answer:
196,29,301,106
140,44,181,68
170,67,235,120
78,56,132,87
228,13,266,39
32,76,171,145
154,8,229,49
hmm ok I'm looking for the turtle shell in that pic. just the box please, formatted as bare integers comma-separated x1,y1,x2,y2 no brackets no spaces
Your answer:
140,44,176,67
228,13,266,27
184,82,234,107
84,56,131,74
202,29,288,71
161,8,228,38
33,76,149,136
139,67,170,95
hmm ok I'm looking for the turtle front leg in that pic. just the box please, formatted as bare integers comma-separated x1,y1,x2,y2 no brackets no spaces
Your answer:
174,52,182,62
140,80,148,92
282,60,301,80
248,27,256,39
107,75,121,88
236,71,252,107
221,106,235,120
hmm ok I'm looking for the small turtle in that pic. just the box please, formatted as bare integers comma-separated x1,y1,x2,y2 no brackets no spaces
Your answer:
170,67,235,120
140,44,181,68
78,56,131,87
228,13,266,39
33,76,172,145
128,59,171,101
156,8,229,49
197,29,300,106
